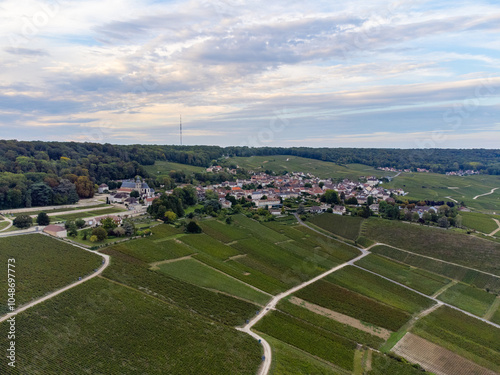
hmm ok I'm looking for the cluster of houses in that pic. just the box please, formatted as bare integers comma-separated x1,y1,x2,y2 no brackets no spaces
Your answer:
99,177,158,210
445,170,480,176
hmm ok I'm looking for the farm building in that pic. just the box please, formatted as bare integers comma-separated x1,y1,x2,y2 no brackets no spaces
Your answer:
43,225,67,238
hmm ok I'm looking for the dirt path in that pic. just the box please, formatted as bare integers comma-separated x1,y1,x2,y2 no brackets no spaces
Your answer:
488,219,500,237
0,215,13,232
445,196,459,203
149,254,196,269
432,280,458,299
0,233,109,324
473,187,499,200
289,296,391,339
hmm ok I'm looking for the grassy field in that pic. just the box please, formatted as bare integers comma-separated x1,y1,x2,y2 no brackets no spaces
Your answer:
460,211,500,233
262,334,345,375
355,254,451,296
157,258,270,305
437,283,497,317
0,234,102,313
0,220,9,230
383,172,500,212
10,203,108,217
361,218,500,276
254,310,357,371
370,245,500,294
411,306,500,372
309,213,365,241
0,277,261,374
295,279,410,331
227,155,396,180
143,160,206,176
52,207,127,222
325,266,434,314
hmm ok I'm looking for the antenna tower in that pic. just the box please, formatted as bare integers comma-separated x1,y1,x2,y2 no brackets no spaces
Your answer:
180,114,182,145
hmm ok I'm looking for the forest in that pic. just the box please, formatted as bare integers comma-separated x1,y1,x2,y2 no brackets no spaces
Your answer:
0,140,498,210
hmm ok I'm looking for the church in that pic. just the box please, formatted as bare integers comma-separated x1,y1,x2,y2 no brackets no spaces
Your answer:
118,176,155,198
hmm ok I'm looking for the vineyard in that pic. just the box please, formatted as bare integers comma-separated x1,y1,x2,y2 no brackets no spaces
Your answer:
309,213,365,241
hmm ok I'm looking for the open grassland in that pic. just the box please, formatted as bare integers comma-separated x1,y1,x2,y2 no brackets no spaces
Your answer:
143,160,206,176
52,206,127,222
278,299,385,349
325,266,434,314
228,155,396,179
355,254,451,296
309,213,364,241
437,283,497,317
294,279,410,331
411,306,500,372
254,310,357,371
157,258,270,305
371,245,500,294
108,225,193,262
361,218,500,276
461,212,500,234
383,172,500,212
368,352,438,375
0,278,261,375
262,334,345,375
101,248,259,326
0,234,102,313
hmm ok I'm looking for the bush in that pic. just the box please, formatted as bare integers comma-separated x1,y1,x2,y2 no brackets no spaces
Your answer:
92,227,108,242
13,214,32,229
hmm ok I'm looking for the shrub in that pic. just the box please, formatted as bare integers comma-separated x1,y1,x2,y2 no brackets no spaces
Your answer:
13,214,32,229
36,212,50,226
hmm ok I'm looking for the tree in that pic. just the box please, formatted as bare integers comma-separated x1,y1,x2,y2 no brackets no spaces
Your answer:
321,190,339,204
359,205,371,218
67,223,78,237
130,190,140,198
346,197,358,205
36,212,50,226
367,196,374,206
92,227,108,241
455,214,463,228
297,203,305,215
186,221,202,233
122,220,136,236
318,182,324,189
13,214,32,229
89,235,98,243
164,210,177,223
438,216,450,229
75,218,86,228
75,176,94,198
31,182,53,207
101,217,117,231
52,179,79,205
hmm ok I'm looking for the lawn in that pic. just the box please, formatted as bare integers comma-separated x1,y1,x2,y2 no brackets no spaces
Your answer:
294,279,410,331
355,254,451,296
0,220,9,230
0,277,262,374
370,245,500,294
309,213,365,241
254,310,357,371
325,266,434,314
437,283,497,317
0,234,102,313
361,218,500,276
157,258,270,305
411,306,500,372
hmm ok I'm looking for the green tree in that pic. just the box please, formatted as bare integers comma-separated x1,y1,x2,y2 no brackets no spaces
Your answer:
13,214,32,229
36,212,50,226
92,227,108,241
130,190,140,198
123,220,136,236
101,217,117,230
186,221,202,233
67,223,78,237
75,218,86,228
164,210,177,223
321,190,339,204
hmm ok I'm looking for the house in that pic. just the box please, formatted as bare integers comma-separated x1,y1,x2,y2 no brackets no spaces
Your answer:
332,205,346,215
98,183,109,193
369,204,379,212
221,200,232,209
255,198,281,208
145,197,156,207
109,192,129,203
309,206,323,214
269,208,282,216
43,225,67,238
94,215,123,227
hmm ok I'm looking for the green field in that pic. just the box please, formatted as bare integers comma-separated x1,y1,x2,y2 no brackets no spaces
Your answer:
200,219,250,243
0,277,261,374
143,160,206,176
295,279,410,331
157,258,270,305
460,211,500,234
368,352,428,375
370,245,500,294
180,233,240,259
278,299,385,349
355,254,451,295
262,334,345,375
53,207,127,222
437,283,497,317
0,220,9,230
10,203,108,217
325,266,434,314
0,234,102,312
412,306,500,372
383,172,500,212
254,310,357,371
361,218,500,276
309,213,365,241
227,155,396,180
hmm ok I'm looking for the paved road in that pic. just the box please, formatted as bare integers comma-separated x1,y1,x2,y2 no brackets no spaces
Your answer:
473,187,499,200
0,233,110,324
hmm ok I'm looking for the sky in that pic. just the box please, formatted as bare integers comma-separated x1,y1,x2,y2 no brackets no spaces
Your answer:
0,0,499,148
